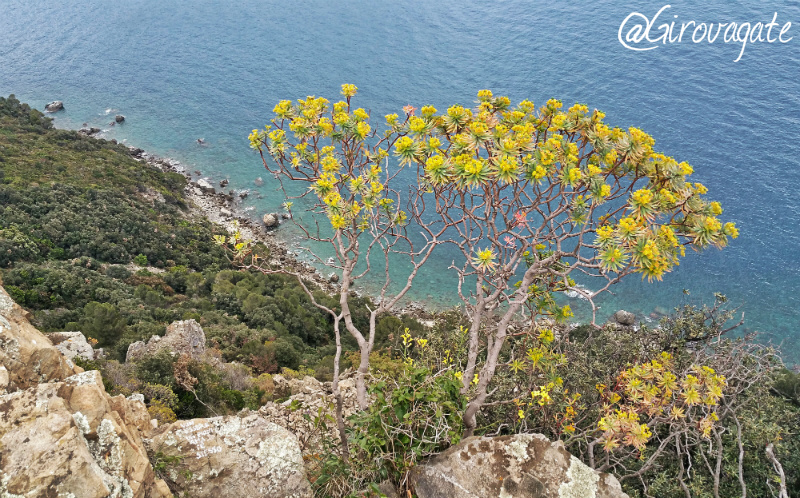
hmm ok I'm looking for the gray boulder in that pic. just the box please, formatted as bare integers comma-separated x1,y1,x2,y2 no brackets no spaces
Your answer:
409,433,628,498
126,319,206,363
44,101,64,112
263,213,278,228
613,310,636,326
147,414,312,498
49,331,95,362
196,178,216,194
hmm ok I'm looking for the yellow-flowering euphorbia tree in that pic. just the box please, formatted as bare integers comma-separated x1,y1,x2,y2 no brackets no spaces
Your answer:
392,90,738,435
239,85,738,444
246,85,444,414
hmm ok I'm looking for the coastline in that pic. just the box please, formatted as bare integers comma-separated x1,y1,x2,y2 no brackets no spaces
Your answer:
127,145,336,290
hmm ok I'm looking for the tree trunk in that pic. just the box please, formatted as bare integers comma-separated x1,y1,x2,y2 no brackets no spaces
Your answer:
331,321,349,459
355,344,370,410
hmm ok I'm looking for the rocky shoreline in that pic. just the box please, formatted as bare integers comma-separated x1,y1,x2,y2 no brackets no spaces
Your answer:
124,143,435,318
125,147,336,291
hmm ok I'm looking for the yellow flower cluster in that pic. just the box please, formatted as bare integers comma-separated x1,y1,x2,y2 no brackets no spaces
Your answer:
631,188,653,205
421,105,437,117
531,383,555,406
341,84,357,98
597,353,727,452
472,247,497,272
273,100,293,117
409,116,427,134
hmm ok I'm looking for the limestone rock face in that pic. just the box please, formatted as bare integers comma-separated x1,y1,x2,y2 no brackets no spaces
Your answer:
409,433,628,498
0,370,172,498
50,331,96,362
0,285,172,496
0,285,79,393
148,414,312,498
126,319,206,363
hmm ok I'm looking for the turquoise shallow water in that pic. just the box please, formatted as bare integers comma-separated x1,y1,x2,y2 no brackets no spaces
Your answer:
1,1,798,361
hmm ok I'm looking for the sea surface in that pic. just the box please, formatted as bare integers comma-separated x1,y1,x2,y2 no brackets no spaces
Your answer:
1,1,798,361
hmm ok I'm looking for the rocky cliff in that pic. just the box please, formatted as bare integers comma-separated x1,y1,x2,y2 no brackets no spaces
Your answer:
0,284,172,497
0,284,311,498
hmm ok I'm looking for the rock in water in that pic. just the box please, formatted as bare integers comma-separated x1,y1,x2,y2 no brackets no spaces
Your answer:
196,178,216,194
409,433,628,498
44,100,64,112
220,179,229,188
263,213,278,228
148,414,313,498
613,310,636,326
115,114,125,123
126,318,206,363
79,127,102,136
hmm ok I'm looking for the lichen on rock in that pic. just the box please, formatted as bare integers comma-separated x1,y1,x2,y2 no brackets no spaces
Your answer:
409,433,628,498
148,413,312,498
558,456,600,498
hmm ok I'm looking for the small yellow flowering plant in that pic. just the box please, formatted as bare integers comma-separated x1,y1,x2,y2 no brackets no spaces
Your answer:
593,352,727,463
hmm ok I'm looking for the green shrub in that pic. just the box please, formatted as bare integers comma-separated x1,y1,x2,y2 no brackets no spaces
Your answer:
106,265,131,280
79,301,126,346
314,364,465,497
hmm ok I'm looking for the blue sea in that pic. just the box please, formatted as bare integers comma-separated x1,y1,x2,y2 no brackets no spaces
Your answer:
1,1,798,361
